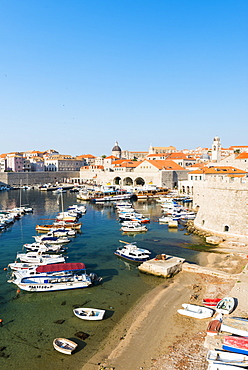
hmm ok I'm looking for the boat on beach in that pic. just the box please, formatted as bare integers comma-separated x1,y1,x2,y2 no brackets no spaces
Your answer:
177,303,214,319
53,338,77,355
207,362,247,369
73,307,105,320
203,298,222,307
206,349,248,367
221,317,248,337
216,297,235,314
223,336,248,355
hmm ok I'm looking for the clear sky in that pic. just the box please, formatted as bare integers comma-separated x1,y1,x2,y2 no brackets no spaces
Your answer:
1,0,247,156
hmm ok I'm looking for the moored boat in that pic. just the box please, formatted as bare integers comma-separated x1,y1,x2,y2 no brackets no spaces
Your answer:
73,307,105,320
36,223,82,232
33,235,71,244
114,241,151,262
9,262,102,292
15,251,66,264
53,338,77,355
121,222,147,232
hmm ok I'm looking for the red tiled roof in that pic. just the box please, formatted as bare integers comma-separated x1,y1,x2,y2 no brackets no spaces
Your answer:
139,160,186,171
190,166,247,175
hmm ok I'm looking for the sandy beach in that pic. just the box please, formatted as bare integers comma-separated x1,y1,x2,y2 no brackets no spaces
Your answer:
82,248,248,370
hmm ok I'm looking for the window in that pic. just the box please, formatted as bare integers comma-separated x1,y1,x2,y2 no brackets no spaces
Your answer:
224,225,229,232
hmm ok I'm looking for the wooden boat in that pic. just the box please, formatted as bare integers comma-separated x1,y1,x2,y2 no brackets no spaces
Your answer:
207,349,248,367
203,298,222,307
177,303,214,319
73,307,105,320
223,336,248,355
36,223,82,232
216,297,235,314
207,319,222,336
53,338,77,355
221,317,248,337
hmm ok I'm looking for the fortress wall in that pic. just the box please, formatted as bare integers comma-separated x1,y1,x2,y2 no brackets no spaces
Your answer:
193,177,248,239
0,171,80,186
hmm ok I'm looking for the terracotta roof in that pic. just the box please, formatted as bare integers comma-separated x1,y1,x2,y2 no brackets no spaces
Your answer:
229,146,248,149
116,161,142,168
190,166,247,175
78,154,96,159
236,152,248,159
166,152,196,160
112,159,128,165
140,160,186,171
105,155,118,159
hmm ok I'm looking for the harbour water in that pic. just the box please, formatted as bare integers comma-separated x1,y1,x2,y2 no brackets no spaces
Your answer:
0,189,209,369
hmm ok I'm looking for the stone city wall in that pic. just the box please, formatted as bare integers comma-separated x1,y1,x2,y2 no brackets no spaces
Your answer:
0,171,80,187
193,177,248,240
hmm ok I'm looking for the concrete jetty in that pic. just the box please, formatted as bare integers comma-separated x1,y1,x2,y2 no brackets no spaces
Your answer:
138,254,185,277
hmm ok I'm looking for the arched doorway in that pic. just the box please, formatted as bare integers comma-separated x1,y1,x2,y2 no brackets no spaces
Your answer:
134,177,145,186
113,177,121,185
123,177,133,186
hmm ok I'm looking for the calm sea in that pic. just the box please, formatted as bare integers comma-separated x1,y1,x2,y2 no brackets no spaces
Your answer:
0,189,207,370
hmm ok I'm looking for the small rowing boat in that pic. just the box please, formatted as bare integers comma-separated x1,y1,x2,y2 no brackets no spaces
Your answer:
73,307,105,321
53,338,77,355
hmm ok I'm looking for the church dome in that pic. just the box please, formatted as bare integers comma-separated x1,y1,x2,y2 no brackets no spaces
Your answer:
112,141,121,152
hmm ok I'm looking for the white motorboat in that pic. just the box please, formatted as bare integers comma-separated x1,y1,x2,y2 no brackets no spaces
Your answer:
23,242,66,253
15,251,66,264
46,228,76,237
53,338,77,355
8,262,39,272
177,303,214,319
114,241,151,262
216,297,235,314
206,349,248,367
121,222,147,232
33,235,71,244
158,216,175,223
73,307,105,320
9,262,102,292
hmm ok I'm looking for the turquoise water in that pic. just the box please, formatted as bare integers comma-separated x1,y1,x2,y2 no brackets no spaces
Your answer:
0,190,206,370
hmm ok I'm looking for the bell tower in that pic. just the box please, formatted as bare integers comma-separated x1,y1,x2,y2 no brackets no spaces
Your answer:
211,136,221,162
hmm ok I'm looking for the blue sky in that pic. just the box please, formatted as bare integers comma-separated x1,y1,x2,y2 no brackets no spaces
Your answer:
1,0,247,156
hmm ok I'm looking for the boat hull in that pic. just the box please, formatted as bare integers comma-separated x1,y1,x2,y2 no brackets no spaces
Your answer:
114,251,149,262
15,280,92,292
207,349,248,367
53,338,77,355
73,308,105,320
